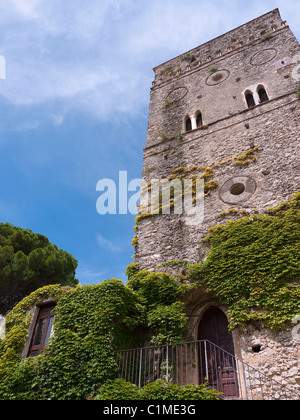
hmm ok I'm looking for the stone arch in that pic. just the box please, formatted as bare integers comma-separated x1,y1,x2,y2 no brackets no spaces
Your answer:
195,110,203,128
185,115,192,132
245,90,255,108
257,84,269,103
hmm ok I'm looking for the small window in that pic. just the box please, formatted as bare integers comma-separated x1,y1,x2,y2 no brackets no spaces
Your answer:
257,86,269,103
245,91,255,108
27,303,56,357
185,117,192,132
196,112,203,128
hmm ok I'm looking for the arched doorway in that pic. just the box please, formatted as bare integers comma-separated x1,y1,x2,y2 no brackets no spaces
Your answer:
198,307,239,397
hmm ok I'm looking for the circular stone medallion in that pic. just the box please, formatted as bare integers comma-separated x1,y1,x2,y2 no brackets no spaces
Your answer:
205,69,230,86
166,86,188,102
219,176,256,204
250,48,278,66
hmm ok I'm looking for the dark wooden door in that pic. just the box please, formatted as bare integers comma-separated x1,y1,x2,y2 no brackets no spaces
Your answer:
198,307,238,397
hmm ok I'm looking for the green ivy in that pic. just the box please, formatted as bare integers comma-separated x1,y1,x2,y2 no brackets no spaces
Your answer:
189,192,300,330
126,265,189,345
94,379,221,400
0,269,189,399
2,194,299,399
0,280,144,400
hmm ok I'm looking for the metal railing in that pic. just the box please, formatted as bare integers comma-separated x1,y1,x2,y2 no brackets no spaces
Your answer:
116,340,299,400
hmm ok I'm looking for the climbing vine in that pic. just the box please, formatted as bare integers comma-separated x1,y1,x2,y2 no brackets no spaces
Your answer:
132,146,260,251
0,269,189,399
0,280,144,399
1,192,299,399
189,192,300,330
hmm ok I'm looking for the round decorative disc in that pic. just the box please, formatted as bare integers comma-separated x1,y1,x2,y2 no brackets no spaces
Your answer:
205,69,230,86
250,48,278,66
166,86,188,102
219,176,256,204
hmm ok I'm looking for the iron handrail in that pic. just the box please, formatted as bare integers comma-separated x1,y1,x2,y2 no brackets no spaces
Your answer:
115,339,299,400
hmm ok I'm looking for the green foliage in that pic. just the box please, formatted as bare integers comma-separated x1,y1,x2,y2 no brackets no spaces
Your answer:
162,100,173,109
0,268,190,399
189,193,300,330
95,379,140,400
147,302,189,345
2,193,299,399
127,268,180,308
260,33,273,42
126,266,189,345
94,379,221,400
0,223,78,314
0,280,144,400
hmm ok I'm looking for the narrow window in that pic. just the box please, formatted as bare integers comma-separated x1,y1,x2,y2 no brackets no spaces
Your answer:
245,91,255,108
258,86,269,103
196,112,203,128
27,303,56,357
185,117,192,132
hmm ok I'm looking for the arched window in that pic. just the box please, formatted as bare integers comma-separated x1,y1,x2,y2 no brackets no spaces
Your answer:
196,111,203,128
245,91,255,108
185,116,192,132
257,86,269,103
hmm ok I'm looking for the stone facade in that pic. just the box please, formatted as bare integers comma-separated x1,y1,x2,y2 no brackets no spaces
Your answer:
136,8,300,271
135,9,300,397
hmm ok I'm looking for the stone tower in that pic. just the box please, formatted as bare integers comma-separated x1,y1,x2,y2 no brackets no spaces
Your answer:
134,9,300,396
135,8,300,272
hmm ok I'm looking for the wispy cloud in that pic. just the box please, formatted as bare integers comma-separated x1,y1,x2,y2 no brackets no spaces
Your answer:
75,266,107,286
0,0,298,126
96,234,121,253
0,0,298,128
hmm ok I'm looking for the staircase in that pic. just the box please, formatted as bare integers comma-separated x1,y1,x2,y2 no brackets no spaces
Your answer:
116,340,299,400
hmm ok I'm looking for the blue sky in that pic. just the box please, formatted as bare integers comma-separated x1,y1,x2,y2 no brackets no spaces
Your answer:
0,0,299,285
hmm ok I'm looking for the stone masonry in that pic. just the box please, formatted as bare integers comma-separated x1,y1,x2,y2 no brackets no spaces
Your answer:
135,8,300,272
135,9,300,397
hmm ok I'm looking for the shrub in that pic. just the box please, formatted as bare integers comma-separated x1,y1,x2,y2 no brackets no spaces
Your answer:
94,379,221,400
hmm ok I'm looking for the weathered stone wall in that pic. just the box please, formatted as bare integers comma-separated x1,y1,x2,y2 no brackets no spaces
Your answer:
136,8,300,272
184,289,300,397
237,323,299,395
135,9,300,397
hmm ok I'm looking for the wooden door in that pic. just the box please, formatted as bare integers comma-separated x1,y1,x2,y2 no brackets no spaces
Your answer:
198,307,238,397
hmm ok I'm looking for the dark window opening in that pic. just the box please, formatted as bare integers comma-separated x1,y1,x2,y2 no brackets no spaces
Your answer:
27,303,56,357
196,112,203,128
258,87,269,103
246,92,255,108
185,117,192,132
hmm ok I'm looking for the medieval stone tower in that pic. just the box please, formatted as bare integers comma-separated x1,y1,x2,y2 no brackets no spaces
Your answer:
134,9,300,397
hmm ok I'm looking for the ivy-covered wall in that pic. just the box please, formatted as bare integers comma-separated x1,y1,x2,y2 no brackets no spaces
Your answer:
0,273,189,400
0,194,299,399
188,192,300,330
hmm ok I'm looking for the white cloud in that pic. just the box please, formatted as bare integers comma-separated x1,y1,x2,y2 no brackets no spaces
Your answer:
96,234,121,253
0,0,299,124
